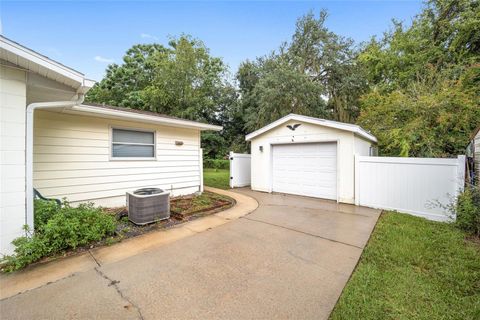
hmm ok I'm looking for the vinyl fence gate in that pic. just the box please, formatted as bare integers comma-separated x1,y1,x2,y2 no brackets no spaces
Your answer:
355,155,465,221
229,152,251,188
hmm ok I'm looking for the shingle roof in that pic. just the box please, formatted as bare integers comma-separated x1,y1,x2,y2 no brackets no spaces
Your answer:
82,102,218,128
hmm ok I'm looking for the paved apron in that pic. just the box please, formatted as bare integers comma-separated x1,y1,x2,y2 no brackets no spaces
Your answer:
0,189,380,320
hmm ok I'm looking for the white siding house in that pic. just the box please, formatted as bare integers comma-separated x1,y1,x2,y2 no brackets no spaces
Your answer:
33,107,212,207
0,36,221,256
1,65,27,256
476,129,480,186
245,114,377,204
467,126,480,186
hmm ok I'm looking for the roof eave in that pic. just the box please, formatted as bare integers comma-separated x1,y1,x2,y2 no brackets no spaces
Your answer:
66,105,222,131
0,36,95,91
245,113,377,143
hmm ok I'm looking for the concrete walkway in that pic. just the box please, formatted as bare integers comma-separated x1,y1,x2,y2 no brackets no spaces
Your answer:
0,187,258,300
0,189,380,320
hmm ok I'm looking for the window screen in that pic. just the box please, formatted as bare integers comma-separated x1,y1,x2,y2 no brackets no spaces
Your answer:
112,128,155,158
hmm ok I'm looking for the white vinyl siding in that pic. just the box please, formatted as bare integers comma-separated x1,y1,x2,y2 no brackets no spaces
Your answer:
33,110,201,207
354,136,372,157
250,119,374,204
0,65,27,256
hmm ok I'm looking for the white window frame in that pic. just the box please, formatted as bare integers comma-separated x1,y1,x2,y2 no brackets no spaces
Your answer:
109,126,157,161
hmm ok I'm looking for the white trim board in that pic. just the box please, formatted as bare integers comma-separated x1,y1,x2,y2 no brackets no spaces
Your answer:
245,114,377,143
64,105,223,131
0,35,95,90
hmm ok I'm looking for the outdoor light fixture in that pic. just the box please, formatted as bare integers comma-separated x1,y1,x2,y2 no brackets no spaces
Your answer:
175,140,184,146
259,145,263,152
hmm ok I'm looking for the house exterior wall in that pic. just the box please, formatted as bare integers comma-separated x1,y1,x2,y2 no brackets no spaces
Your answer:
354,136,372,156
0,65,27,256
34,110,202,207
475,131,480,186
250,119,367,204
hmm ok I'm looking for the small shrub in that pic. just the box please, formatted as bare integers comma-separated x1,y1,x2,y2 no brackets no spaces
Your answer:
5,233,48,272
34,199,60,230
454,185,480,236
3,200,116,272
40,202,117,252
203,159,229,170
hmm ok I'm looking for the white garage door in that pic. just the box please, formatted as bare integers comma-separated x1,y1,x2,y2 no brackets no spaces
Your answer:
272,143,337,200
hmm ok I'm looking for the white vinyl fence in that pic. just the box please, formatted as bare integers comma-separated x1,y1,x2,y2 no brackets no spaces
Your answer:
229,152,251,188
355,156,465,221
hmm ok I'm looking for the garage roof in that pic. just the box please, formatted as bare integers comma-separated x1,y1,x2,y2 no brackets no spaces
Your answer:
245,114,377,143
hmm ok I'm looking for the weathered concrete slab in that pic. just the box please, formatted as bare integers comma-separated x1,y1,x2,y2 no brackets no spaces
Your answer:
0,187,257,300
0,268,139,320
235,189,381,248
0,188,380,320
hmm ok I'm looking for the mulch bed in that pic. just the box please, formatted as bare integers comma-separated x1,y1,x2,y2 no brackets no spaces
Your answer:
106,191,235,240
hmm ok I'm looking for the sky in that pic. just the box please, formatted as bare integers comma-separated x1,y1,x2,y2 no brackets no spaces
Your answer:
1,1,423,81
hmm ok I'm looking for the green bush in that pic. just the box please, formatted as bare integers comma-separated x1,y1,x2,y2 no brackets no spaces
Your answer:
454,185,480,236
34,198,59,230
3,200,116,272
203,158,229,170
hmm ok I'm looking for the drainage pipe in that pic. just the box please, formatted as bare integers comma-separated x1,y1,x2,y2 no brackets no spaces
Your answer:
25,94,85,231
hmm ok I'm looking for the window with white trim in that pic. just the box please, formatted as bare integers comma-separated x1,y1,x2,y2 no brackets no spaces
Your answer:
111,128,155,158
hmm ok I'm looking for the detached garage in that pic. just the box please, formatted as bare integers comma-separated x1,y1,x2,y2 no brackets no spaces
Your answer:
245,114,377,204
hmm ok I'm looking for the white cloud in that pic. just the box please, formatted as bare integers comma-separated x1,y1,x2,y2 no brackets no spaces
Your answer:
94,55,115,63
140,33,158,40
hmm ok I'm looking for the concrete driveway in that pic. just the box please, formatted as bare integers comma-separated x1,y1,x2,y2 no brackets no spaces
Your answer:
0,189,380,320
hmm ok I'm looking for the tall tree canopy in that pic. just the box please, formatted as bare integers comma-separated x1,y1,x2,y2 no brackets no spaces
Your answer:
237,10,365,132
87,36,229,124
86,44,166,108
357,0,480,157
88,0,479,159
87,36,235,158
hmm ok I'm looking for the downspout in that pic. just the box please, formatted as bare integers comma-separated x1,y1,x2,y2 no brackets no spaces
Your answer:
25,94,85,232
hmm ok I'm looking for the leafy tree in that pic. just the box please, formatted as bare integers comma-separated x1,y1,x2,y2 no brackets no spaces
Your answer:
358,74,480,157
87,1,480,159
247,56,327,130
358,0,479,92
357,0,480,157
142,36,228,123
237,10,366,133
287,11,367,122
86,44,167,108
87,36,235,158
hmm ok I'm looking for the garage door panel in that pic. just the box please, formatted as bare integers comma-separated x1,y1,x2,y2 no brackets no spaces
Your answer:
272,143,337,200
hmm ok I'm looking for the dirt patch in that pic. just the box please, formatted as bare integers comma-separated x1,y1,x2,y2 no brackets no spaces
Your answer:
103,191,235,241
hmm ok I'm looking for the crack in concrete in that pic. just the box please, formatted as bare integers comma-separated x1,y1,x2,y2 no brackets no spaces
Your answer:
94,267,144,320
286,250,350,277
259,204,374,218
0,273,77,302
241,216,363,249
88,250,101,267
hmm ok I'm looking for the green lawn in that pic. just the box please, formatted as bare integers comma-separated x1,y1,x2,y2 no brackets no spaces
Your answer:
203,168,230,190
330,212,480,320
